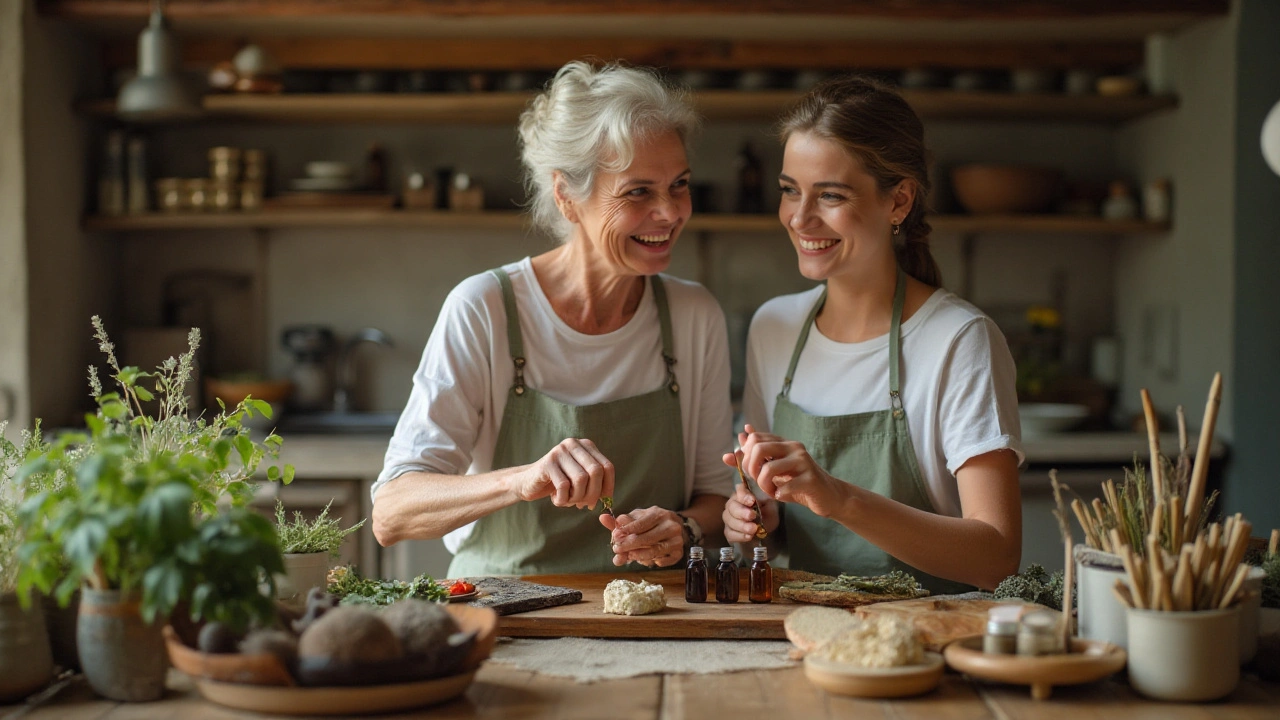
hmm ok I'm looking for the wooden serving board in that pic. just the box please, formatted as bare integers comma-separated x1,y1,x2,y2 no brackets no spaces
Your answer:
493,570,800,640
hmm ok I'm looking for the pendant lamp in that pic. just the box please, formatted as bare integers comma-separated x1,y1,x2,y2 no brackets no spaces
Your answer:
1263,98,1280,178
116,0,201,122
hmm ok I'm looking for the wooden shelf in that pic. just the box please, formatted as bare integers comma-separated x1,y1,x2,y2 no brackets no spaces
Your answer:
80,89,1177,125
84,210,1171,236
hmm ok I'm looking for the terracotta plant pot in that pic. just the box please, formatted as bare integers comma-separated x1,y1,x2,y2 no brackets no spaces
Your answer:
950,164,1062,214
1126,606,1240,702
77,588,168,702
42,589,80,671
0,592,55,702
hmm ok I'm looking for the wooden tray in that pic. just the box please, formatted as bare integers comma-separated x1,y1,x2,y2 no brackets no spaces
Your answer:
804,652,944,698
943,635,1126,700
499,570,799,639
195,671,474,716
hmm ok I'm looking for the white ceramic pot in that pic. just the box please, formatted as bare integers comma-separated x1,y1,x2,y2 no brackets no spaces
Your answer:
1076,557,1129,648
1240,565,1266,664
1127,606,1240,702
278,552,331,606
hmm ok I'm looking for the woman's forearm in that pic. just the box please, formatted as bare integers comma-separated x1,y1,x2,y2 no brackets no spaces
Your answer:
828,485,1020,590
681,492,728,541
371,466,527,546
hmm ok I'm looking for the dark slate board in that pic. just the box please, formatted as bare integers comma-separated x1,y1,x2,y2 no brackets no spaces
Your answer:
466,577,583,616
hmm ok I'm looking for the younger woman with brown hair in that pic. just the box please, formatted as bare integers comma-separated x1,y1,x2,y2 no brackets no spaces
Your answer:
721,76,1023,592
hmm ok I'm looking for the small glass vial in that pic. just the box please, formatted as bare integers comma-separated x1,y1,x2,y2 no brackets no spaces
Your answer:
685,546,708,603
715,547,739,603
748,546,772,603
983,605,1020,654
1016,610,1063,656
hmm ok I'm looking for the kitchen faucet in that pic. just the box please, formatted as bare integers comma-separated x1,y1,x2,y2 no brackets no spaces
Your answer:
332,328,394,414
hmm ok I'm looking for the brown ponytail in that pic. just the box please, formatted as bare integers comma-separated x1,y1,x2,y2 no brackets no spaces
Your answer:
778,75,942,288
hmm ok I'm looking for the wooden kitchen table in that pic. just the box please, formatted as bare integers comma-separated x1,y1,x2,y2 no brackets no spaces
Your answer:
6,665,1279,719
6,571,1278,718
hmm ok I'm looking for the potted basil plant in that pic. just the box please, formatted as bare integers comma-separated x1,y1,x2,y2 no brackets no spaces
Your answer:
273,500,365,606
15,318,292,702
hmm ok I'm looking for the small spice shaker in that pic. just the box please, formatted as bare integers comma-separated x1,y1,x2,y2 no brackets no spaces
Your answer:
1017,609,1063,656
983,604,1021,654
715,547,739,603
685,546,707,603
1102,180,1138,220
1143,178,1171,223
748,546,772,603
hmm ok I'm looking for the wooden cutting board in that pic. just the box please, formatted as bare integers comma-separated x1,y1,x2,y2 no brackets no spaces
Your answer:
491,570,800,639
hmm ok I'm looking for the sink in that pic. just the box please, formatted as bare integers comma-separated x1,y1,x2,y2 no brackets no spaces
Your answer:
278,411,401,435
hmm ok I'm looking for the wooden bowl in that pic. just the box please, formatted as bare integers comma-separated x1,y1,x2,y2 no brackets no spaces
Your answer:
950,164,1062,214
164,604,499,688
204,376,293,406
943,635,1126,700
803,651,944,698
163,626,295,686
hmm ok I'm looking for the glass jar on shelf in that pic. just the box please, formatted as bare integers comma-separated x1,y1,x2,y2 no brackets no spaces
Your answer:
154,178,183,213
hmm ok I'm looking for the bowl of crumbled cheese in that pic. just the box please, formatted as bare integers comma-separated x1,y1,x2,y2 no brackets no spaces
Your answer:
802,616,944,698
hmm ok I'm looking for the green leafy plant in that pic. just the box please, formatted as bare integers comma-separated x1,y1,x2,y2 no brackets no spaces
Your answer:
14,316,294,630
993,563,1069,611
325,565,447,606
274,500,366,556
1,420,62,596
1262,551,1280,611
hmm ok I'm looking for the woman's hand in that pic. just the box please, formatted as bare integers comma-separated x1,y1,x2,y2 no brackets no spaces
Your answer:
600,506,684,568
719,469,781,543
738,424,849,519
511,438,615,509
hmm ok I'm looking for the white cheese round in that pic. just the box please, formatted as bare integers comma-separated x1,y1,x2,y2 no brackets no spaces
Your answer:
602,579,666,616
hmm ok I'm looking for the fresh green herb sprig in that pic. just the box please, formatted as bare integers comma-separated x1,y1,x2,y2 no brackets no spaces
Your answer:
274,500,366,556
326,565,448,606
1261,553,1280,610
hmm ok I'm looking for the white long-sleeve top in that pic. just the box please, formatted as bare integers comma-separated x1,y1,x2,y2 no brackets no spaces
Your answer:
374,257,736,553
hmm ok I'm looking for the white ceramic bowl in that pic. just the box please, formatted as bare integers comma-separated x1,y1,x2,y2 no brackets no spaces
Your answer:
1019,403,1089,436
305,161,354,180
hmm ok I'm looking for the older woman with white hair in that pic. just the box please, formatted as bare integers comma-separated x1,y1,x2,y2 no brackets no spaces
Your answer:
372,62,734,576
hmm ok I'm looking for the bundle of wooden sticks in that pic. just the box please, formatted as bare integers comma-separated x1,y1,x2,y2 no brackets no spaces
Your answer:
1110,515,1253,612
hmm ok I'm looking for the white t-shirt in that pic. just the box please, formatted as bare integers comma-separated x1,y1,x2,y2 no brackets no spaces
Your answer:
374,257,736,553
742,285,1023,518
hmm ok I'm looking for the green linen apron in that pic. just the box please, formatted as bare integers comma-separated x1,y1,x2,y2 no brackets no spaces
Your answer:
448,269,687,576
772,268,973,595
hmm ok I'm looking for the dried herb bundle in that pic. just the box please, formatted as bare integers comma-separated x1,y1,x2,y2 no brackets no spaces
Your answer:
1071,375,1222,558
800,570,925,597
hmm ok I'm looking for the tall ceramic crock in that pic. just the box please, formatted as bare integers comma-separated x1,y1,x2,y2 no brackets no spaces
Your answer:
77,588,167,702
278,552,330,607
1075,546,1129,648
0,592,55,702
1127,606,1240,702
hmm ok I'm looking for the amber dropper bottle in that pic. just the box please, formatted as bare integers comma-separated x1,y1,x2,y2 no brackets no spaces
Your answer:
716,547,739,603
749,546,773,603
685,546,707,603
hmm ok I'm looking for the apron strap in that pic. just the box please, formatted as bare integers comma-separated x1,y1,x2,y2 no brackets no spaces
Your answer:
490,268,528,396
650,275,680,395
780,286,827,398
889,266,907,412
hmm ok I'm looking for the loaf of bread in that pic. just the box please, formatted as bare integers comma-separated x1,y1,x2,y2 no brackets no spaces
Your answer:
783,606,859,656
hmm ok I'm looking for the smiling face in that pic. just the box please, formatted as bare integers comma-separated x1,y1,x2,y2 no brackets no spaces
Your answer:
778,130,914,283
562,130,692,277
